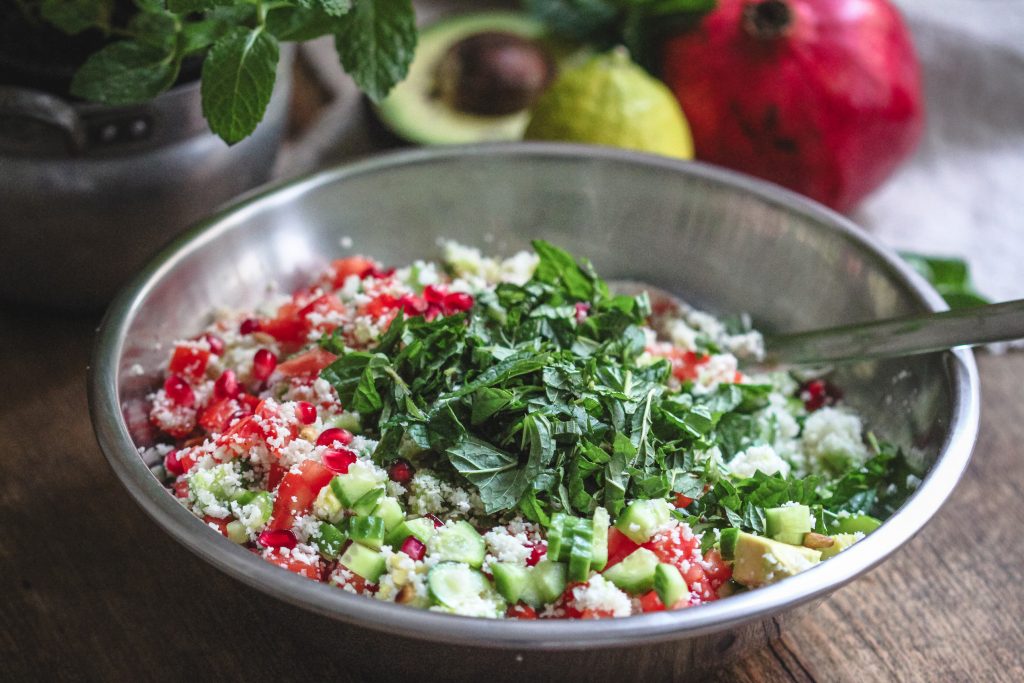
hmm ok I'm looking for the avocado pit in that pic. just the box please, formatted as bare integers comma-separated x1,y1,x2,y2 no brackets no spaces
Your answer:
435,31,555,117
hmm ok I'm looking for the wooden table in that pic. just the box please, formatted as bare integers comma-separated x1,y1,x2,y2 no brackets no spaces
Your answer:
2,306,1021,682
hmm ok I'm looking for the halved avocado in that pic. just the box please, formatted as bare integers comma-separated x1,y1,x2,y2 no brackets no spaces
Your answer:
375,11,581,145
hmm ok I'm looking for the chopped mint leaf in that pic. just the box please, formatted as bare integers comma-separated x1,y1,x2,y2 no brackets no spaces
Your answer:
70,41,180,106
201,26,280,144
334,0,417,102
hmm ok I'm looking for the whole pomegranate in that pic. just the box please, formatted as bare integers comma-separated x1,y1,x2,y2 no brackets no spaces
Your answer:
662,0,924,212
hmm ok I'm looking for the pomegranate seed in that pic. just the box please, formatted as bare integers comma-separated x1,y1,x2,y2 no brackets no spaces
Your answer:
800,379,842,412
322,448,358,474
423,284,446,304
525,541,547,567
239,318,261,335
258,529,297,549
574,302,591,324
396,294,428,316
426,513,444,528
252,349,277,381
388,459,414,484
442,292,474,313
163,375,195,407
366,266,396,279
316,427,353,447
213,369,240,399
164,450,184,476
226,410,249,427
295,401,317,425
204,333,225,355
400,536,426,561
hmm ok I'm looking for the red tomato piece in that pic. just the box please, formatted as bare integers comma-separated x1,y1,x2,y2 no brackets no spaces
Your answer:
267,463,286,490
263,549,324,580
638,590,665,613
330,256,377,288
199,397,238,434
643,526,702,572
261,302,308,346
202,515,230,537
276,347,338,378
268,460,334,530
702,549,732,590
604,527,640,570
169,344,211,379
172,479,190,498
674,493,694,508
507,603,539,619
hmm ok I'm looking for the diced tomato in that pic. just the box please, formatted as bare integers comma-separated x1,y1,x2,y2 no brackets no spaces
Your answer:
674,493,694,508
169,344,211,379
671,350,709,382
267,462,286,490
702,549,732,590
333,570,374,594
202,515,230,537
276,347,338,378
363,293,398,318
643,525,702,573
604,527,640,570
638,590,665,613
172,479,190,498
298,294,346,336
174,446,203,473
507,603,539,619
198,397,238,433
261,302,308,346
330,256,377,287
268,460,334,530
263,549,324,580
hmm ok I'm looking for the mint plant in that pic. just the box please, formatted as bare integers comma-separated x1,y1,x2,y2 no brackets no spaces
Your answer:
26,0,416,144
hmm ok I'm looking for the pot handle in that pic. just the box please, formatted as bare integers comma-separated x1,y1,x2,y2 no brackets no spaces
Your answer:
0,86,88,153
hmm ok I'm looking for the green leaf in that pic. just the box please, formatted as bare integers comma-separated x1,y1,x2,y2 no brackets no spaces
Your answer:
531,239,597,302
40,0,112,35
128,10,179,52
180,18,233,53
447,436,530,514
298,0,354,17
522,0,620,44
201,26,280,144
70,41,179,105
333,0,417,102
901,251,990,310
167,0,218,13
267,7,347,41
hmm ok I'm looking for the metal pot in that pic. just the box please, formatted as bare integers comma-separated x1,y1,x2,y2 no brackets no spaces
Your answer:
0,47,293,311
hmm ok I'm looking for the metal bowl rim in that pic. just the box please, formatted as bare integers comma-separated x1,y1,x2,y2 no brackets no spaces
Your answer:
89,142,979,650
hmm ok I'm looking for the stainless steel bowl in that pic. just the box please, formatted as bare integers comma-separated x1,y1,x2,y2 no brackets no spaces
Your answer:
89,144,978,678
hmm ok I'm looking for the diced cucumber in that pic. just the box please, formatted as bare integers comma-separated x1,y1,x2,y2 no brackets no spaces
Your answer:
430,521,485,568
831,514,882,535
546,513,575,562
491,563,531,604
236,491,273,530
427,563,504,616
602,548,659,594
530,560,567,605
373,497,405,531
765,505,812,546
331,412,361,433
568,519,593,583
329,462,385,507
314,521,347,559
352,486,386,517
313,484,345,523
591,507,610,571
615,499,671,544
233,490,256,506
654,563,687,608
349,515,386,550
339,542,386,583
383,517,436,548
189,463,243,503
225,520,249,544
719,528,740,560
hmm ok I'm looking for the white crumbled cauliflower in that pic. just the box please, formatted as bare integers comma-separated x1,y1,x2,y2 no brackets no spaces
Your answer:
801,407,869,472
727,444,791,479
571,575,633,617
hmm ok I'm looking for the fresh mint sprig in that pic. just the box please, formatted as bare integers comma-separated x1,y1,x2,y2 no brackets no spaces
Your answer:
27,0,416,144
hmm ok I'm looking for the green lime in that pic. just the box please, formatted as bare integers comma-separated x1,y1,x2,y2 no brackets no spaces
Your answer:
524,48,693,159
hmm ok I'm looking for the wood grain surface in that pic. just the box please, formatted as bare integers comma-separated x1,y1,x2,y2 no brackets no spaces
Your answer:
1,307,1021,682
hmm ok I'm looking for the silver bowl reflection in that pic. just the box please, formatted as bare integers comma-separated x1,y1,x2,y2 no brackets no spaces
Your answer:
89,144,978,679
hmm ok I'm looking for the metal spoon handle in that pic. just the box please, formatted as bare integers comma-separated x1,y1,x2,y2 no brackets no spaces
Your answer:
764,299,1024,367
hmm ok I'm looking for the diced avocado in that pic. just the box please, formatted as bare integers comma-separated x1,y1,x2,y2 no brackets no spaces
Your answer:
329,464,385,507
602,547,659,594
654,563,687,608
427,562,505,617
340,542,386,583
831,514,882,535
567,517,593,582
723,530,821,588
819,532,860,560
429,520,486,568
384,517,436,548
314,521,348,559
313,484,345,523
352,486,386,517
225,520,249,545
765,505,812,546
492,562,532,605
373,497,405,531
591,507,610,571
349,515,386,550
331,412,361,433
531,560,567,604
615,499,671,544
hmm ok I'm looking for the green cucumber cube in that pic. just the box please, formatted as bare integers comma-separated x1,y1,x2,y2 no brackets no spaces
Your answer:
429,520,485,568
349,515,386,550
765,504,811,545
602,547,659,594
383,517,436,548
373,497,405,531
615,500,671,544
654,563,687,608
530,560,567,605
339,542,386,583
